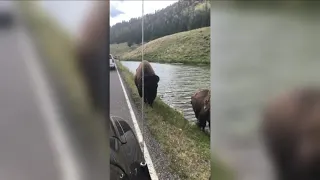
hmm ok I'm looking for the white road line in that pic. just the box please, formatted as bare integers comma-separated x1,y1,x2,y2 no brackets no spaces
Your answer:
115,63,159,180
17,30,81,180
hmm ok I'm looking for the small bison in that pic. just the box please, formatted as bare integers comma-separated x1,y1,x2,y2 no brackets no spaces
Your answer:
134,60,160,107
262,88,320,180
191,89,210,131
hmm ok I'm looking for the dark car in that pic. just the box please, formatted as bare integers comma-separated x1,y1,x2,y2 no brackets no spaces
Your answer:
0,1,15,28
110,115,152,180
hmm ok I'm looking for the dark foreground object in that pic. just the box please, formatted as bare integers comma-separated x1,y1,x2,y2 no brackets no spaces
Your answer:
262,88,320,180
0,9,14,29
110,116,152,180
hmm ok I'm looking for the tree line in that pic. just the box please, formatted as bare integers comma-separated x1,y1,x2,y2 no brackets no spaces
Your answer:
110,0,210,46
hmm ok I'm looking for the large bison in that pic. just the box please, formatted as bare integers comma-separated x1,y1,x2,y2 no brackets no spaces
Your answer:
134,60,160,107
191,89,210,131
262,88,320,180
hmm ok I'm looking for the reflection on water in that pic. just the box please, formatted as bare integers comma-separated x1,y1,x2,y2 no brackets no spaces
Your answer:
120,61,210,124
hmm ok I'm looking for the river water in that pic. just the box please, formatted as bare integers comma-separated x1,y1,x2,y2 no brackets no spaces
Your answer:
120,61,210,124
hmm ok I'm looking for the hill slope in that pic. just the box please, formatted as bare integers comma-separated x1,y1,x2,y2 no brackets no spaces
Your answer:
110,0,210,45
110,43,138,57
121,27,210,64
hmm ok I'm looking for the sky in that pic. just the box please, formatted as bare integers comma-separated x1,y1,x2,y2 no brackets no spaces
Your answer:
40,1,91,35
40,1,178,35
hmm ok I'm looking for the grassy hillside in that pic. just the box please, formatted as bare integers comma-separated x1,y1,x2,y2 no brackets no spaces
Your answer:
110,43,138,57
121,27,210,64
110,0,210,45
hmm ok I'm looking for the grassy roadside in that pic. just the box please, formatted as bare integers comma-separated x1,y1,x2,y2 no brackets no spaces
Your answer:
119,27,210,65
116,61,233,180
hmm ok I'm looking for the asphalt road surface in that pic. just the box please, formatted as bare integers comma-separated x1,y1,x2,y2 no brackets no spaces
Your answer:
109,69,134,128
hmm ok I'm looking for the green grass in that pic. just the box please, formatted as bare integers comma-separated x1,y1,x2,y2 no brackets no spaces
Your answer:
110,42,138,58
116,61,233,180
121,27,210,65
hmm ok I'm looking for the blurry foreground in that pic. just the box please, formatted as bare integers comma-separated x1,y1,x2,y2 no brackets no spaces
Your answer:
0,1,110,180
210,2,320,180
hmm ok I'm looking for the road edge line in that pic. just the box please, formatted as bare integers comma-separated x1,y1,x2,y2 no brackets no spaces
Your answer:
114,63,159,180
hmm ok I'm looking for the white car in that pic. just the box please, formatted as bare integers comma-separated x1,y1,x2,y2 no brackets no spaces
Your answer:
110,54,115,70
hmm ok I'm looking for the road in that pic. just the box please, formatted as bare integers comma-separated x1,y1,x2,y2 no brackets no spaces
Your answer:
109,69,134,128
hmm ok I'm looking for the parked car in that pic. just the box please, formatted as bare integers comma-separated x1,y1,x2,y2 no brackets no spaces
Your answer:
110,54,115,70
110,115,152,180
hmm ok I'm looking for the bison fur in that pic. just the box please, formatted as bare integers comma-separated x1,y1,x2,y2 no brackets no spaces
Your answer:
262,88,320,180
134,60,160,107
191,89,210,131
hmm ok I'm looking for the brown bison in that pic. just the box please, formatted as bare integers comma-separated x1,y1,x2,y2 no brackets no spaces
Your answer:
262,88,320,180
191,89,210,131
134,60,160,107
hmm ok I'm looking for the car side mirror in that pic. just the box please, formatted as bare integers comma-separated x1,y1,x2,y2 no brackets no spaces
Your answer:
110,136,121,151
111,116,128,144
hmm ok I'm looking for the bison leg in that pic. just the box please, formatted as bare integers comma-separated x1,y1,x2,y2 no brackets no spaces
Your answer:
191,102,200,119
194,110,200,119
197,113,207,131
147,97,154,108
200,122,206,132
137,86,142,98
196,121,201,128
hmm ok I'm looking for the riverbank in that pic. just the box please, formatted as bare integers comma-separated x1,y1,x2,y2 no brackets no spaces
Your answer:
116,61,233,180
114,27,210,65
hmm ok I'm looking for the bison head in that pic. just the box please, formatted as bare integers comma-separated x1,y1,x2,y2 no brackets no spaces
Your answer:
143,74,160,106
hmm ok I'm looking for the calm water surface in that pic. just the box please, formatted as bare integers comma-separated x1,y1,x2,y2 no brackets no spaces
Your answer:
120,61,210,124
